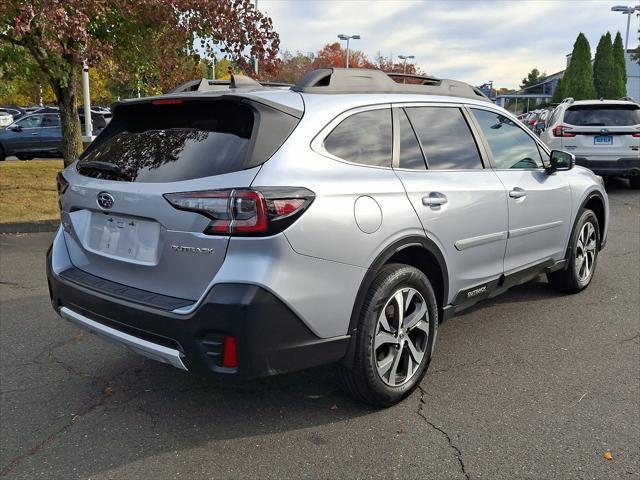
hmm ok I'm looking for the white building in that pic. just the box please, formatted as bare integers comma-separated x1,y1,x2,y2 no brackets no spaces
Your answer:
625,50,640,101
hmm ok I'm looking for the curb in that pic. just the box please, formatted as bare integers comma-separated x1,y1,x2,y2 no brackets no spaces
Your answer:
0,220,59,234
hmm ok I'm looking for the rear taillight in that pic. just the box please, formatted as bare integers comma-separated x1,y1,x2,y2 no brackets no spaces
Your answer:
632,132,640,138
56,172,69,194
164,187,315,236
552,124,576,137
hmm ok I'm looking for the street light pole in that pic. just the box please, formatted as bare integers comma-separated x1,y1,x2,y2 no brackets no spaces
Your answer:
81,60,93,138
611,5,640,51
398,55,415,74
338,34,360,68
254,0,259,75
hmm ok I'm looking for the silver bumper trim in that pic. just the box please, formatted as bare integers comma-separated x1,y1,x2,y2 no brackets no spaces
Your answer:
59,306,188,371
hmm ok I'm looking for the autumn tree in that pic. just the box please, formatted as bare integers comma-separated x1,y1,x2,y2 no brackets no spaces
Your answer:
0,1,280,166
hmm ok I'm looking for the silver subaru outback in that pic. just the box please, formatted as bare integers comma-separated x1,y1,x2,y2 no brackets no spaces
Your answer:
47,68,609,406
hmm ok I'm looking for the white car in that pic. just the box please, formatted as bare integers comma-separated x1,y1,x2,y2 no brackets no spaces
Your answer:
0,110,14,128
541,98,640,189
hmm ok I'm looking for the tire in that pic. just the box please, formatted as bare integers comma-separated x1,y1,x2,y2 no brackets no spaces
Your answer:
629,176,640,190
337,264,438,407
16,154,33,161
547,209,600,294
0,145,5,161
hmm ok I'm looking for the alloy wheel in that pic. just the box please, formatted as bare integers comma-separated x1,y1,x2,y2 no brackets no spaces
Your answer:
575,221,597,282
374,287,429,387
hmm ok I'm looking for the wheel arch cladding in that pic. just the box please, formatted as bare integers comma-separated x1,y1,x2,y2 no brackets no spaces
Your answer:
342,235,448,367
583,194,605,248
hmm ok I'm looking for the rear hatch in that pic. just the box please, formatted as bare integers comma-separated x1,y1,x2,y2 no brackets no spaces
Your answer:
558,103,640,156
60,96,301,302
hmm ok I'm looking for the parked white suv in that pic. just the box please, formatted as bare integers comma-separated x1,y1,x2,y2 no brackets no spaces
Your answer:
541,98,640,189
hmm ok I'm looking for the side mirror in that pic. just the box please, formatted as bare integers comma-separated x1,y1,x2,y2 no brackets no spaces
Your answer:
547,150,575,173
7,124,22,132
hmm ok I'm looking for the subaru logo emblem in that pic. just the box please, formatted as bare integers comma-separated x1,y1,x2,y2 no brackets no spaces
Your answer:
599,128,609,135
97,192,115,209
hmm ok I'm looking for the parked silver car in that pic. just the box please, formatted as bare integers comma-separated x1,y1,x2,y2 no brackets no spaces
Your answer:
540,98,640,188
47,69,609,406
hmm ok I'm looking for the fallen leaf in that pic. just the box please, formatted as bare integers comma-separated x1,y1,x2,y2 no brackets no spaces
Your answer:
603,451,613,461
329,404,338,411
397,428,405,434
103,386,114,396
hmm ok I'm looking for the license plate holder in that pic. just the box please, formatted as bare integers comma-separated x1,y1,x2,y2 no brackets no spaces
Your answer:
87,212,160,264
594,135,613,145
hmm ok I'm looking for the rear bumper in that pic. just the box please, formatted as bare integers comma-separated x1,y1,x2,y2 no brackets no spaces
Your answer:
46,248,349,379
575,156,640,176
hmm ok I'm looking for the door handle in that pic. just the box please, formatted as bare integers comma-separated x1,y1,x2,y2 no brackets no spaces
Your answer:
30,132,39,135
509,187,526,199
422,192,448,206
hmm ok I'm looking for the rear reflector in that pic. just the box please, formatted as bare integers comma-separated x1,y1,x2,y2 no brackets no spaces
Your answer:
164,187,314,237
222,336,238,368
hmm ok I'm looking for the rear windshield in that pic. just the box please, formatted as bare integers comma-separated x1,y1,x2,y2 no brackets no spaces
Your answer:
563,104,640,126
77,99,298,182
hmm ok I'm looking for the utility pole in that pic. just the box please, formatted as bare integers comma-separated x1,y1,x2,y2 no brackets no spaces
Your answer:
338,34,361,68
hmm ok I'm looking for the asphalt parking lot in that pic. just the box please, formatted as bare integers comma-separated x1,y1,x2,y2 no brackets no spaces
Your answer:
0,179,638,480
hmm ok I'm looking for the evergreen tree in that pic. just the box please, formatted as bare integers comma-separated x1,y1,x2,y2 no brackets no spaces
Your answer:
551,77,565,104
612,31,628,97
593,32,615,98
563,33,597,100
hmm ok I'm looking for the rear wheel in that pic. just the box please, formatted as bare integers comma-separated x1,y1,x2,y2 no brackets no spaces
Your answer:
337,264,438,407
0,145,5,161
629,176,640,190
16,153,33,161
547,209,599,293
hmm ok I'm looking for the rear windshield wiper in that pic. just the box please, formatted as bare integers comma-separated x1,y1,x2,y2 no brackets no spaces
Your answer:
77,160,129,180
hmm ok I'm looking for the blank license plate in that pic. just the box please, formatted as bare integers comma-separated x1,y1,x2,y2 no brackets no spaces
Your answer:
594,135,613,145
87,213,160,263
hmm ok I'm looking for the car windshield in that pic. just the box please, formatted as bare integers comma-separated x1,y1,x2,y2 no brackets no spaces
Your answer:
564,104,640,126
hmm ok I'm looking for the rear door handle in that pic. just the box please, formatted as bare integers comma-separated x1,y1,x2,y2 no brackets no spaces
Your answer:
509,187,526,199
31,132,39,136
422,192,448,206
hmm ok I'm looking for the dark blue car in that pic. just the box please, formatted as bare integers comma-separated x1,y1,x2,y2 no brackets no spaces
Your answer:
0,112,62,160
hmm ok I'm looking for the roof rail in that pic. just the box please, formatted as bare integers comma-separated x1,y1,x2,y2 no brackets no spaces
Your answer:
291,68,490,102
169,76,293,94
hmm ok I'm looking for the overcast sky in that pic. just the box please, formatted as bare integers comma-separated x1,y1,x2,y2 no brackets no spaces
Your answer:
259,0,638,89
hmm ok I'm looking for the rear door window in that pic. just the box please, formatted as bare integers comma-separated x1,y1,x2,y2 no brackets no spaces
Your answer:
398,109,426,170
405,106,483,170
42,114,60,127
323,108,392,168
78,99,299,182
563,104,640,126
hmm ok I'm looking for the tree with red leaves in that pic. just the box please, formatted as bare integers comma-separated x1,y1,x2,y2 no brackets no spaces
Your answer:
0,1,280,165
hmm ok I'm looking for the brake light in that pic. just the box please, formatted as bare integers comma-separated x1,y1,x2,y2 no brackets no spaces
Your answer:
164,187,315,236
553,125,576,137
151,99,183,105
632,132,640,138
56,172,69,194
